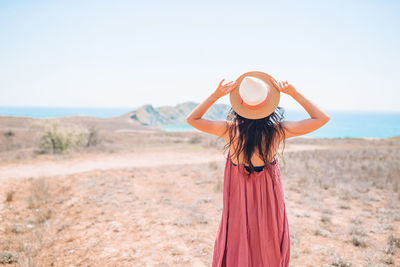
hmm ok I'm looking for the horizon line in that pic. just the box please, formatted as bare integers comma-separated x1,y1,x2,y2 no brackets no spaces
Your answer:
0,104,399,113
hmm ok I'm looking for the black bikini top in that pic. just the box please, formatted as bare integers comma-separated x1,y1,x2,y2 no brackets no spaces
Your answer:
231,153,277,168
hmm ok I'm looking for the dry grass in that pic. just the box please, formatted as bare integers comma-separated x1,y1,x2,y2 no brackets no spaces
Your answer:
278,141,400,265
0,130,399,265
2,178,53,266
5,190,15,202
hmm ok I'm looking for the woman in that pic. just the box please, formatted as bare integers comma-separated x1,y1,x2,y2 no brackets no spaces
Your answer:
186,71,330,267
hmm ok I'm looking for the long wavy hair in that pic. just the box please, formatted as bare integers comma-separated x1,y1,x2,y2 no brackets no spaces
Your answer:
222,106,287,178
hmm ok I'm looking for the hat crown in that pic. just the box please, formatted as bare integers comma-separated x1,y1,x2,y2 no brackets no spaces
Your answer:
238,76,270,106
229,71,280,119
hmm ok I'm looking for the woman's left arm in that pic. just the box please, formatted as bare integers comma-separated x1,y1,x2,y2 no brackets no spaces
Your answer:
186,79,237,138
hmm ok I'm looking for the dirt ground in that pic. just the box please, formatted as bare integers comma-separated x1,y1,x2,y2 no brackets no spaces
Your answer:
0,117,399,266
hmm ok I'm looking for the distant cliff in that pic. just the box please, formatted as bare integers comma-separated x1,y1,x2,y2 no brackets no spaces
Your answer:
120,101,231,127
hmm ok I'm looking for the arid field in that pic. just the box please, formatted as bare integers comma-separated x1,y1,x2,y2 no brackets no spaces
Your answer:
0,116,399,266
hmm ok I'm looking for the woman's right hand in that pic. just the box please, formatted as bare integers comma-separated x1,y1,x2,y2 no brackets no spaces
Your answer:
269,77,297,96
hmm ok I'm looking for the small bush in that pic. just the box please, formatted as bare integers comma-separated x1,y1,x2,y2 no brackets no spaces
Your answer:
385,234,400,255
6,190,15,202
0,251,19,264
189,135,202,144
3,130,14,137
32,119,89,154
351,235,366,247
321,214,332,224
326,250,352,267
86,124,100,147
349,224,367,247
27,178,50,209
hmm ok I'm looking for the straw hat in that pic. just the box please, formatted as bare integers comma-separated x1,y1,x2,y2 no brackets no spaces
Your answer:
229,71,280,119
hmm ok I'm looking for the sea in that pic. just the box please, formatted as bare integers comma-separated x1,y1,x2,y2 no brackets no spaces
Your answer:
0,106,399,139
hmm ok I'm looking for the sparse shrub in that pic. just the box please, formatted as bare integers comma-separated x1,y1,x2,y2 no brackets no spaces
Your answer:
330,255,352,266
31,119,89,154
86,123,100,147
339,203,350,209
0,251,19,264
322,208,334,214
350,217,362,225
35,208,52,223
351,235,367,247
27,178,50,209
381,255,394,265
2,130,16,151
189,135,202,144
189,211,208,224
326,250,352,267
3,130,14,137
6,190,15,202
350,225,367,236
384,233,400,255
349,223,367,247
173,217,193,227
10,224,25,234
321,214,332,224
314,227,331,237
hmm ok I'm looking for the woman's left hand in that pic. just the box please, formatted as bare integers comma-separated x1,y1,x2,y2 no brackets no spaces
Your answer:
214,79,237,98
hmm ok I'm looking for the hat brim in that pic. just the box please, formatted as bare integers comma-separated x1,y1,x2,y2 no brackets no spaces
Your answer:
229,71,280,119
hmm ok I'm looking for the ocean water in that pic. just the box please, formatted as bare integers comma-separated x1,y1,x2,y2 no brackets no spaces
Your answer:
163,110,400,139
0,106,134,118
0,107,399,139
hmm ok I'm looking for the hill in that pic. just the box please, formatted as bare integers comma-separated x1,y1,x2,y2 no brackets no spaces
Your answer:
120,101,231,127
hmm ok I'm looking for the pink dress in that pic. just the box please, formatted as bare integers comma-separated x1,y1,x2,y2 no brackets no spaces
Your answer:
212,150,290,267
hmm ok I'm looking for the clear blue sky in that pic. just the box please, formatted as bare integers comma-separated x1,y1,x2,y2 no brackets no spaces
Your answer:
0,0,399,111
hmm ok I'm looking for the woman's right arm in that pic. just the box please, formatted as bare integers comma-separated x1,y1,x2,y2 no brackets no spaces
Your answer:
270,78,330,140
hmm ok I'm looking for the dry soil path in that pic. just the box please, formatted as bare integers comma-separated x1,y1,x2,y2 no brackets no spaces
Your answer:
0,144,349,180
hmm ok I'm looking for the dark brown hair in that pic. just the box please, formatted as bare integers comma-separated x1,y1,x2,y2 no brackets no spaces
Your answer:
222,106,287,178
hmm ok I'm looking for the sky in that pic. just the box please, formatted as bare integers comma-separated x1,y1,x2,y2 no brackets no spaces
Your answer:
0,0,399,111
